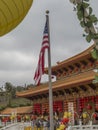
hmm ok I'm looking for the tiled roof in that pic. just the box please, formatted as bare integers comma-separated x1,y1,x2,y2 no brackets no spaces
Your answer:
1,106,33,115
16,70,96,98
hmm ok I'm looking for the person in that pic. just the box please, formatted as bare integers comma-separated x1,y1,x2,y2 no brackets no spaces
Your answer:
46,119,50,130
31,118,36,130
54,119,57,130
56,119,60,128
43,119,48,130
56,108,59,116
36,119,41,130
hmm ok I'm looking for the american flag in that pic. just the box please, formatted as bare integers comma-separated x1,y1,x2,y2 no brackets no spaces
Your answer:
34,18,49,85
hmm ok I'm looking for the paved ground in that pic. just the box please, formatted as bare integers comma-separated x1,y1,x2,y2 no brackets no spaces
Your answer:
0,123,26,130
5,125,20,130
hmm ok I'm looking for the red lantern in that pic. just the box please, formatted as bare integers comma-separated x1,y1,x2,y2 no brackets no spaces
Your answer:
93,113,97,118
17,116,21,121
87,104,92,110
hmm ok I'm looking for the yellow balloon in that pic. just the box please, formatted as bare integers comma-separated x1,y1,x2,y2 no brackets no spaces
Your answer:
10,116,12,120
64,112,68,115
59,124,65,130
64,112,68,118
63,115,67,118
13,115,15,118
10,115,14,120
83,113,87,119
68,112,72,117
0,0,33,36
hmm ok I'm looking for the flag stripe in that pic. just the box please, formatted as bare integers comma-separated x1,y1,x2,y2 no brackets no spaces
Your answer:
34,18,49,86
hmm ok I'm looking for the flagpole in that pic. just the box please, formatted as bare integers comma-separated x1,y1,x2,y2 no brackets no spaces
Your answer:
46,10,54,130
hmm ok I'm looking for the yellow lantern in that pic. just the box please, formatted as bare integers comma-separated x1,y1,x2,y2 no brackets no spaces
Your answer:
0,0,33,36
64,112,68,115
83,113,87,119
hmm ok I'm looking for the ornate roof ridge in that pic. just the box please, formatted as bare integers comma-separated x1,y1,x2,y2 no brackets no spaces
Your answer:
45,44,95,72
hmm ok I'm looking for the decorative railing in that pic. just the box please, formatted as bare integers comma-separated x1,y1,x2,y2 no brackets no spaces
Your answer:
1,121,98,130
68,125,98,130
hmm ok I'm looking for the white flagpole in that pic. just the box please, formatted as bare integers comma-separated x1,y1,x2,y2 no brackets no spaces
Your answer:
46,10,54,130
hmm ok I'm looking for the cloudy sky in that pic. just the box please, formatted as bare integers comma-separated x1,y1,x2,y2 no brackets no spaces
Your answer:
0,0,98,87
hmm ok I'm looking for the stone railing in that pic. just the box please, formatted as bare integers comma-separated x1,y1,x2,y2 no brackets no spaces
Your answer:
0,122,31,130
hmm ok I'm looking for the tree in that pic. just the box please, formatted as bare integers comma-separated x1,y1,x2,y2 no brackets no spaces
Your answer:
5,82,13,92
4,82,13,106
16,86,26,92
69,0,98,82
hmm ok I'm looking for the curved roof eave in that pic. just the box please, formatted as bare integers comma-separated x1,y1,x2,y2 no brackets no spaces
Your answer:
44,44,95,73
16,70,96,98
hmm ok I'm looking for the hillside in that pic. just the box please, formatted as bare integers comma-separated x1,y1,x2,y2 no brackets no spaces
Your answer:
0,97,32,111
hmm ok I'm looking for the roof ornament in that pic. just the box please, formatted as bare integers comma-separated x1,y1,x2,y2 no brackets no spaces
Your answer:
57,61,60,64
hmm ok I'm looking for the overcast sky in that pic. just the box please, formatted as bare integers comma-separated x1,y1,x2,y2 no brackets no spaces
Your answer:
0,0,98,87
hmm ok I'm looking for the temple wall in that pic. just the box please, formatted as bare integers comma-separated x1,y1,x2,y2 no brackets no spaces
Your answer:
42,102,49,114
33,95,77,116
32,95,98,118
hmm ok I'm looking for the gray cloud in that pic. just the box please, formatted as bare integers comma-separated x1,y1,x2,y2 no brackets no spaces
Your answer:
0,0,98,86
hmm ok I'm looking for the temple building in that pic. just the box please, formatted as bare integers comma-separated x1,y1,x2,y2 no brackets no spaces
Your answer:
16,44,98,117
